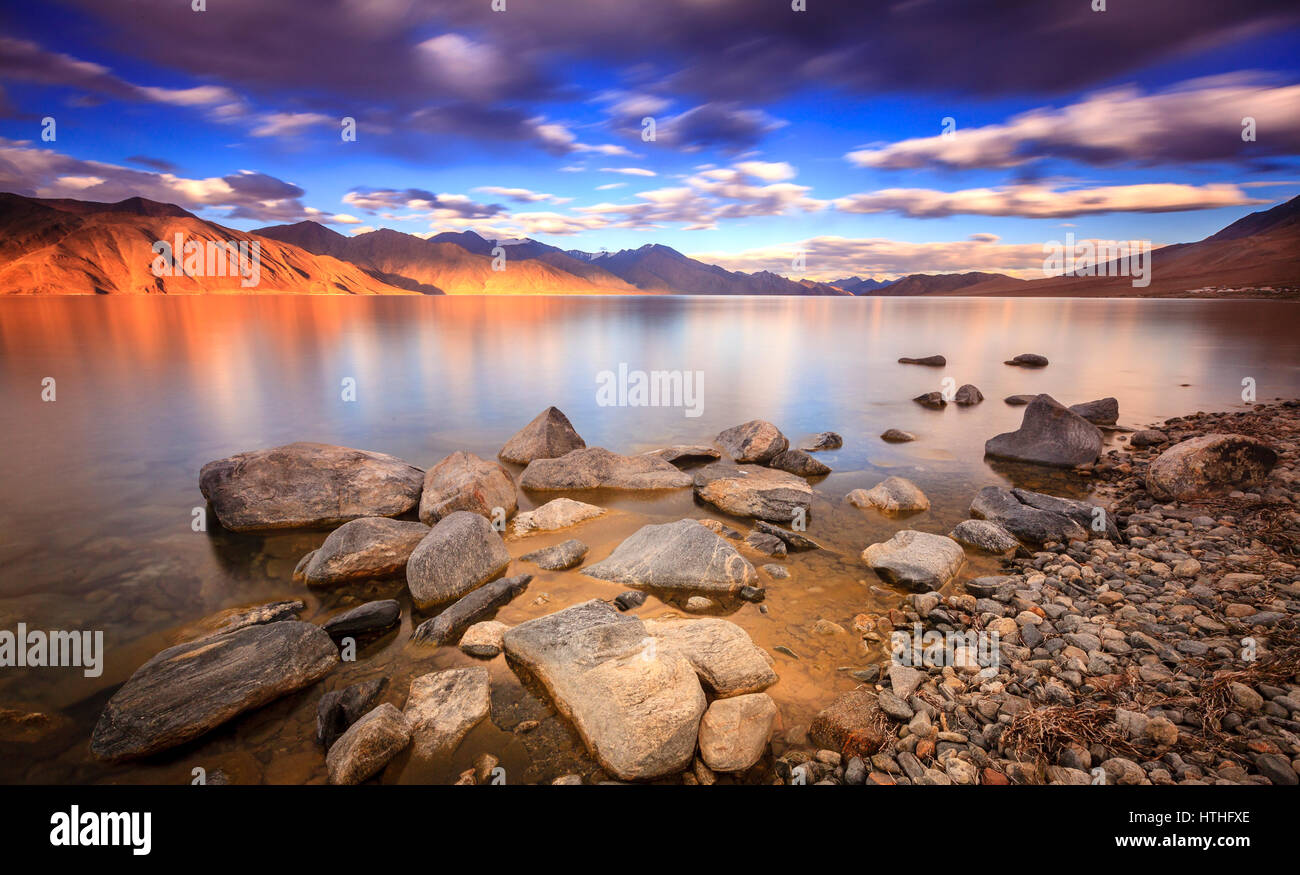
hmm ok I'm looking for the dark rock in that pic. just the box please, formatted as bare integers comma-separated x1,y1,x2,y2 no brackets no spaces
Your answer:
520,539,588,570
1068,397,1119,425
809,690,887,758
326,703,411,784
880,429,916,442
1129,429,1168,448
753,520,822,551
613,590,647,611
769,449,831,477
800,432,843,452
949,519,1019,552
913,392,946,409
1146,433,1278,500
499,406,586,464
898,355,946,366
954,384,984,405
984,394,1102,467
643,445,721,464
316,678,387,749
405,511,511,609
744,531,787,557
322,600,401,641
1004,394,1037,405
295,517,428,587
410,573,532,645
969,486,1089,545
715,420,789,464
1005,353,1049,367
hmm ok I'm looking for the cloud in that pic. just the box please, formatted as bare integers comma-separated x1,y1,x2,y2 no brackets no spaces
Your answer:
847,75,1300,170
250,112,333,138
833,182,1263,219
473,186,567,204
600,167,657,177
342,187,506,220
601,94,784,152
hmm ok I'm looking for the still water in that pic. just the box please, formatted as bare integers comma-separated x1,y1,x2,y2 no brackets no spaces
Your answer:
0,295,1296,783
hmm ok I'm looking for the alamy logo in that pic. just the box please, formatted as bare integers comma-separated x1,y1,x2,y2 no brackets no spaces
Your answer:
50,806,151,856
595,363,704,418
1042,233,1151,288
151,233,261,288
0,623,104,677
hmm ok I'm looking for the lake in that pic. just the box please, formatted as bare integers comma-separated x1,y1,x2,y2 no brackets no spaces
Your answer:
0,294,1297,783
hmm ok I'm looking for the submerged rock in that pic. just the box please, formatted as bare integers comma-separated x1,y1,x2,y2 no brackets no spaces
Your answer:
949,519,1019,553
954,384,984,405
693,463,813,523
502,600,707,781
698,693,778,772
898,355,946,366
880,428,916,442
714,419,789,464
405,511,511,609
584,518,757,595
419,451,517,524
321,600,401,641
642,445,721,464
1005,353,1049,367
753,520,822,551
862,530,965,592
512,497,607,534
984,394,1101,467
968,486,1091,544
199,442,424,531
295,517,429,587
800,432,843,452
848,477,930,514
410,573,532,645
769,448,831,477
326,703,411,784
404,667,490,760
499,406,586,464
743,530,787,557
520,539,588,570
316,678,387,749
643,617,777,697
913,392,946,409
1068,397,1119,426
519,447,692,490
1146,433,1278,500
91,621,338,760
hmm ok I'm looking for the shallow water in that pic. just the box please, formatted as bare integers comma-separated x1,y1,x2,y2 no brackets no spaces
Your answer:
0,295,1297,783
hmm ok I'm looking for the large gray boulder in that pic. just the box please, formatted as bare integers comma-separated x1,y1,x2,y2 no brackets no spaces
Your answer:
405,511,511,609
295,517,429,587
968,486,1092,544
519,447,692,490
949,519,1020,553
1068,397,1119,426
91,621,338,760
984,394,1102,467
403,667,490,760
520,539,588,570
419,451,517,524
861,530,965,592
1146,434,1278,500
502,600,707,781
199,442,424,531
1011,487,1119,540
847,477,930,514
715,419,789,464
693,463,813,523
643,617,777,696
769,449,831,477
325,703,411,784
584,519,757,595
499,406,586,464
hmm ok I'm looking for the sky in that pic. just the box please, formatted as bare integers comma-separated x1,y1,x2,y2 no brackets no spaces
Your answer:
1,0,1299,280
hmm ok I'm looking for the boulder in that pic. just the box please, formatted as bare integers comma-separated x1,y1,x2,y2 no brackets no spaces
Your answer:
769,449,831,477
800,432,843,452
1005,353,1049,367
1130,429,1168,448
186,599,304,642
499,406,586,464
405,511,511,609
502,600,707,781
954,384,984,405
644,617,777,697
419,451,517,524
984,394,1101,467
295,517,429,587
409,573,532,645
913,392,946,409
693,463,813,523
1146,434,1278,500
584,519,757,595
753,520,822,551
847,477,930,514
809,690,888,758
519,447,692,490
697,693,778,772
316,678,387,749
520,539,588,570
403,667,491,759
1010,487,1119,540
512,497,607,534
642,445,721,464
880,429,916,442
91,621,338,760
199,442,424,531
949,519,1019,552
898,355,946,366
1068,397,1119,426
321,600,401,641
862,530,965,592
968,486,1090,544
459,621,508,658
326,703,411,784
715,420,789,464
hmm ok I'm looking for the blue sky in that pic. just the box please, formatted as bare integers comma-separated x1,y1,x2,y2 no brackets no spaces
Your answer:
2,0,1299,279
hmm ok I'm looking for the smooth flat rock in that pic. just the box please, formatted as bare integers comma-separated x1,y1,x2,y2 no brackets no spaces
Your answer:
642,445,721,464
913,392,946,409
898,355,945,366
520,539,588,570
769,449,831,477
326,703,410,784
316,678,387,749
519,447,692,490
949,519,1020,553
502,600,707,781
715,420,789,464
419,451,517,524
459,621,508,658
91,621,338,760
800,432,843,452
984,394,1101,467
643,617,777,697
969,486,1090,544
403,667,491,759
296,517,429,587
693,463,813,523
1068,397,1119,425
199,442,424,531
499,406,586,464
880,428,916,442
405,511,511,609
584,518,757,595
753,520,822,551
410,572,532,645
322,600,401,641
809,690,888,758
848,477,930,514
512,497,607,534
862,530,965,592
1146,433,1278,500
698,693,778,772
1005,353,1049,367
954,384,984,405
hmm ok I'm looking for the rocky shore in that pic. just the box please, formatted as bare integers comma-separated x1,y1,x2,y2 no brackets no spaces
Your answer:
65,367,1300,785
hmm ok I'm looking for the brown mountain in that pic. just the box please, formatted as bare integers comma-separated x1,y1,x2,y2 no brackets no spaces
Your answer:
870,271,1021,296
0,193,415,295
566,243,849,295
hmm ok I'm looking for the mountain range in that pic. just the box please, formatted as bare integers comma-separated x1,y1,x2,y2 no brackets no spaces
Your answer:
0,191,1296,296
